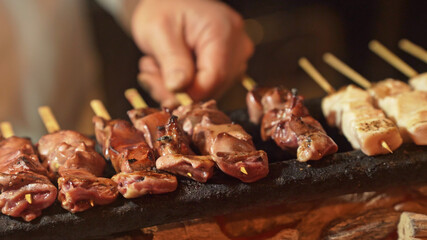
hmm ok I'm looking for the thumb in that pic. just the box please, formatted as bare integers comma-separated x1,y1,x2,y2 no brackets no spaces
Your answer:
150,28,194,92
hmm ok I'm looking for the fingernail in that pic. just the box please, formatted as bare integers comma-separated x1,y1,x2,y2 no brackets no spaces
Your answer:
165,71,186,91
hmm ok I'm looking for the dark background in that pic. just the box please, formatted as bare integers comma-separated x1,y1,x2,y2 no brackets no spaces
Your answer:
87,0,427,118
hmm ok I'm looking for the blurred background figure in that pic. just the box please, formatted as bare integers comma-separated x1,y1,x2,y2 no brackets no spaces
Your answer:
0,0,426,140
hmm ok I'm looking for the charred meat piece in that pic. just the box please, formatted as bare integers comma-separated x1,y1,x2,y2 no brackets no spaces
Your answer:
37,130,118,212
93,117,177,198
172,100,231,136
128,107,171,148
0,137,57,221
250,87,338,162
193,117,269,183
155,115,215,183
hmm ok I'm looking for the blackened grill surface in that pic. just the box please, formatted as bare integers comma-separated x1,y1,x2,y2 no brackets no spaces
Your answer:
1,98,427,240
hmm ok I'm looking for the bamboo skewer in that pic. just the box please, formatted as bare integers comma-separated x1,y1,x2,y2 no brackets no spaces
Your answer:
369,40,418,78
300,57,393,154
39,106,99,207
90,100,111,121
242,76,257,91
125,88,148,109
323,53,372,89
38,106,61,134
298,57,336,94
0,122,14,139
399,39,427,64
0,121,33,203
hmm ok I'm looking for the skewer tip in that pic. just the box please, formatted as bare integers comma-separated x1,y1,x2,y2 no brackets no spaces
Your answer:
90,200,94,207
240,166,248,175
38,106,61,133
124,88,148,109
25,194,32,204
0,122,14,138
90,99,111,120
242,76,257,91
381,141,393,154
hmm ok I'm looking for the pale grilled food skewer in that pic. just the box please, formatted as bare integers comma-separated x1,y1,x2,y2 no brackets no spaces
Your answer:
323,52,427,146
300,57,401,155
370,40,427,91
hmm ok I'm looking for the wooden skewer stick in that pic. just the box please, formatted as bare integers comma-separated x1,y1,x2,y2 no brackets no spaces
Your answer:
323,53,372,89
298,57,335,94
399,39,427,64
369,40,418,78
0,122,14,139
125,88,148,109
242,76,257,91
90,100,111,120
38,106,61,134
300,57,393,154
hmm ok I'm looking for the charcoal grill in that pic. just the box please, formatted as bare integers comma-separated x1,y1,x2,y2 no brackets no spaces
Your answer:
1,98,426,240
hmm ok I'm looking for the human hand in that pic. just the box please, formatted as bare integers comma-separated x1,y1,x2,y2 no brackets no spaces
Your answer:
132,0,253,107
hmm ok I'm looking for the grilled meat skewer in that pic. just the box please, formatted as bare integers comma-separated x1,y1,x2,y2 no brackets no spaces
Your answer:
37,107,118,212
173,100,269,183
247,86,338,161
125,89,215,183
91,100,177,198
37,130,118,212
0,131,57,221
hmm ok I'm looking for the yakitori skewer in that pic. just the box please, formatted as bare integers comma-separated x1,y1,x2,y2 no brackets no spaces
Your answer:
242,76,338,162
399,39,427,64
323,52,427,146
0,121,57,221
300,57,402,155
91,99,178,198
172,92,269,182
37,106,118,212
125,88,215,183
369,40,427,91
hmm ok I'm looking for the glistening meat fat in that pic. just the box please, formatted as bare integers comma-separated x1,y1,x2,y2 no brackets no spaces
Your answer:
0,137,57,221
37,130,118,212
173,100,269,183
248,87,338,161
93,117,177,198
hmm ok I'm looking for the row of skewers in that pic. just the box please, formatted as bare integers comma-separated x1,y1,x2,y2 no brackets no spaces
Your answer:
0,38,425,223
0,88,271,221
296,39,427,157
